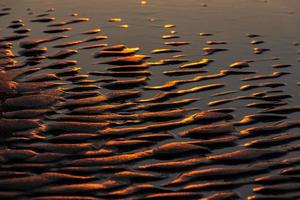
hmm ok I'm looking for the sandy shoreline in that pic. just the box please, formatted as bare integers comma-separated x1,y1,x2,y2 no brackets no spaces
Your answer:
0,0,299,199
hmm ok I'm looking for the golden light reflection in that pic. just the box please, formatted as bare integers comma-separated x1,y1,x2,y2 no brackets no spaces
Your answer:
120,24,129,28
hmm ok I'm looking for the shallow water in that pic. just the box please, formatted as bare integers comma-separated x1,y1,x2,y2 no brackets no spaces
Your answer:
0,0,300,199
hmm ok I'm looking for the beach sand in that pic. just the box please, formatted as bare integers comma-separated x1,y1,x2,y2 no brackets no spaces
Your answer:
0,0,300,199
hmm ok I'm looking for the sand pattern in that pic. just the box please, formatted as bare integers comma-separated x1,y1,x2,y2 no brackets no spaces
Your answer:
0,1,300,199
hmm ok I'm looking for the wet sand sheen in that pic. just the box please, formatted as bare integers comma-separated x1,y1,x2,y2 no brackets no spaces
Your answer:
0,0,299,199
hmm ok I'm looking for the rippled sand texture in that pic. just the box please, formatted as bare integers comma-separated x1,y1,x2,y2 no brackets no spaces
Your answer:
0,0,300,199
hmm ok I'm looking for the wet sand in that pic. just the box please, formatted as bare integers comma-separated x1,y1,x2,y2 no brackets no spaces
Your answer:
0,0,300,199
